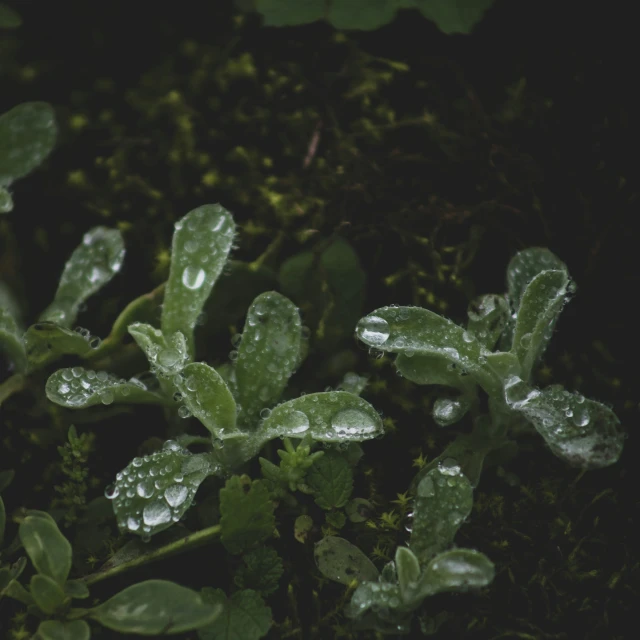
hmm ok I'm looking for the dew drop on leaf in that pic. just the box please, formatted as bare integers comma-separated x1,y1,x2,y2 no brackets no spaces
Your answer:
356,315,390,347
164,484,188,508
181,265,206,290
143,501,172,527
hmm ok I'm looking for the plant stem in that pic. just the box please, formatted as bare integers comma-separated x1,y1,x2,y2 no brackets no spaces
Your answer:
81,524,221,586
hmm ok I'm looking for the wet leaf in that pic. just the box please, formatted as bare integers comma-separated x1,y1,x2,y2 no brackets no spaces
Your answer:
24,322,94,370
34,620,91,640
395,546,421,598
314,536,379,586
466,294,510,350
306,450,353,510
418,548,494,596
19,515,72,585
128,323,190,377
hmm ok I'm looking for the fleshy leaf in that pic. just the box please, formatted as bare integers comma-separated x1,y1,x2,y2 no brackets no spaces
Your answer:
395,352,474,391
90,579,222,634
306,450,353,510
511,269,569,378
0,102,56,187
466,294,510,350
219,476,275,555
30,574,66,614
409,462,473,564
177,362,238,437
260,392,383,443
506,383,623,469
107,441,215,538
24,322,97,370
128,323,190,378
162,204,235,357
314,536,379,586
35,620,91,640
39,227,124,328
46,367,168,409
19,515,72,585
198,588,272,640
234,548,283,596
418,548,495,597
235,291,301,426
395,546,421,598
0,305,27,373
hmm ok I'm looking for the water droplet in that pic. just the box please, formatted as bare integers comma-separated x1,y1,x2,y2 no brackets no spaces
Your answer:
231,333,242,347
178,405,192,419
127,516,141,532
99,389,115,405
158,348,180,368
136,479,155,498
519,333,532,348
164,484,188,508
285,410,310,434
357,315,390,347
104,483,119,499
260,408,272,419
89,337,102,349
462,331,475,343
331,408,378,438
182,266,206,290
143,501,172,527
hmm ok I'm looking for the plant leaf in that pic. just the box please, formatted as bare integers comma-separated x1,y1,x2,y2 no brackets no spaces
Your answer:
198,588,272,640
0,102,56,186
306,450,353,510
128,323,190,378
395,352,474,391
108,441,215,538
19,515,72,585
314,536,379,586
34,620,91,640
466,294,510,350
30,573,66,614
64,579,90,599
395,546,421,598
234,548,283,596
39,227,124,328
409,463,473,564
90,579,222,634
260,392,383,443
418,548,495,597
24,322,96,370
162,204,235,357
0,186,12,212
0,305,26,373
219,476,275,555
235,291,301,426
46,367,168,409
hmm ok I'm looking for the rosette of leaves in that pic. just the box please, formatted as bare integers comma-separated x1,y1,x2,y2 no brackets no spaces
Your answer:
315,462,494,634
44,203,383,539
356,247,624,487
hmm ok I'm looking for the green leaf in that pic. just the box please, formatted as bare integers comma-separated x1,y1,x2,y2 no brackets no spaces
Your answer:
260,391,383,443
507,384,624,469
39,227,125,328
0,4,21,28
234,547,284,596
0,186,12,212
414,0,495,35
466,294,510,350
395,352,475,394
511,269,569,378
198,588,272,640
314,536,379,586
19,515,72,585
108,441,214,538
249,0,325,26
24,322,96,370
409,463,473,564
0,495,5,546
0,102,56,187
395,546,421,599
177,362,238,437
128,323,190,377
306,450,353,510
418,548,494,597
235,291,301,426
0,306,26,373
64,579,90,599
46,367,168,409
30,573,67,614
34,620,91,640
90,579,222,634
219,476,275,555
162,204,235,357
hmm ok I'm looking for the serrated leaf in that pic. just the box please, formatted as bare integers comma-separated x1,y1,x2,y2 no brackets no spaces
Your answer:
90,579,222,634
466,294,510,350
260,391,383,443
314,536,379,586
219,476,275,555
409,464,473,564
0,102,56,186
46,367,168,409
128,323,190,377
108,441,214,538
418,548,494,597
19,515,72,585
24,322,95,370
234,547,283,595
511,269,569,378
235,291,301,426
34,620,91,640
306,450,353,510
0,305,26,372
162,204,235,357
0,4,21,28
39,227,124,328
198,588,272,640
30,573,66,614
177,362,238,437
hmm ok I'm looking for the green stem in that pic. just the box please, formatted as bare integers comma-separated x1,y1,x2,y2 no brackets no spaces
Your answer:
81,524,221,587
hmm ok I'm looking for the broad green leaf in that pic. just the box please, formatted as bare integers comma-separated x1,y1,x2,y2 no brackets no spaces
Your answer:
128,323,190,377
235,291,301,426
19,515,72,585
345,581,411,632
314,536,379,586
466,294,510,350
30,573,66,614
511,269,569,378
418,548,494,597
39,227,124,328
162,204,235,357
0,495,5,545
177,362,238,437
0,186,11,212
234,548,283,596
46,367,168,409
35,620,91,640
0,3,21,28
409,463,473,564
0,102,56,187
64,579,90,599
0,306,26,372
395,546,421,598
219,476,275,555
260,392,383,443
432,395,472,427
306,450,353,510
198,588,272,640
107,441,215,538
90,579,222,634
508,384,623,469
24,322,97,370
